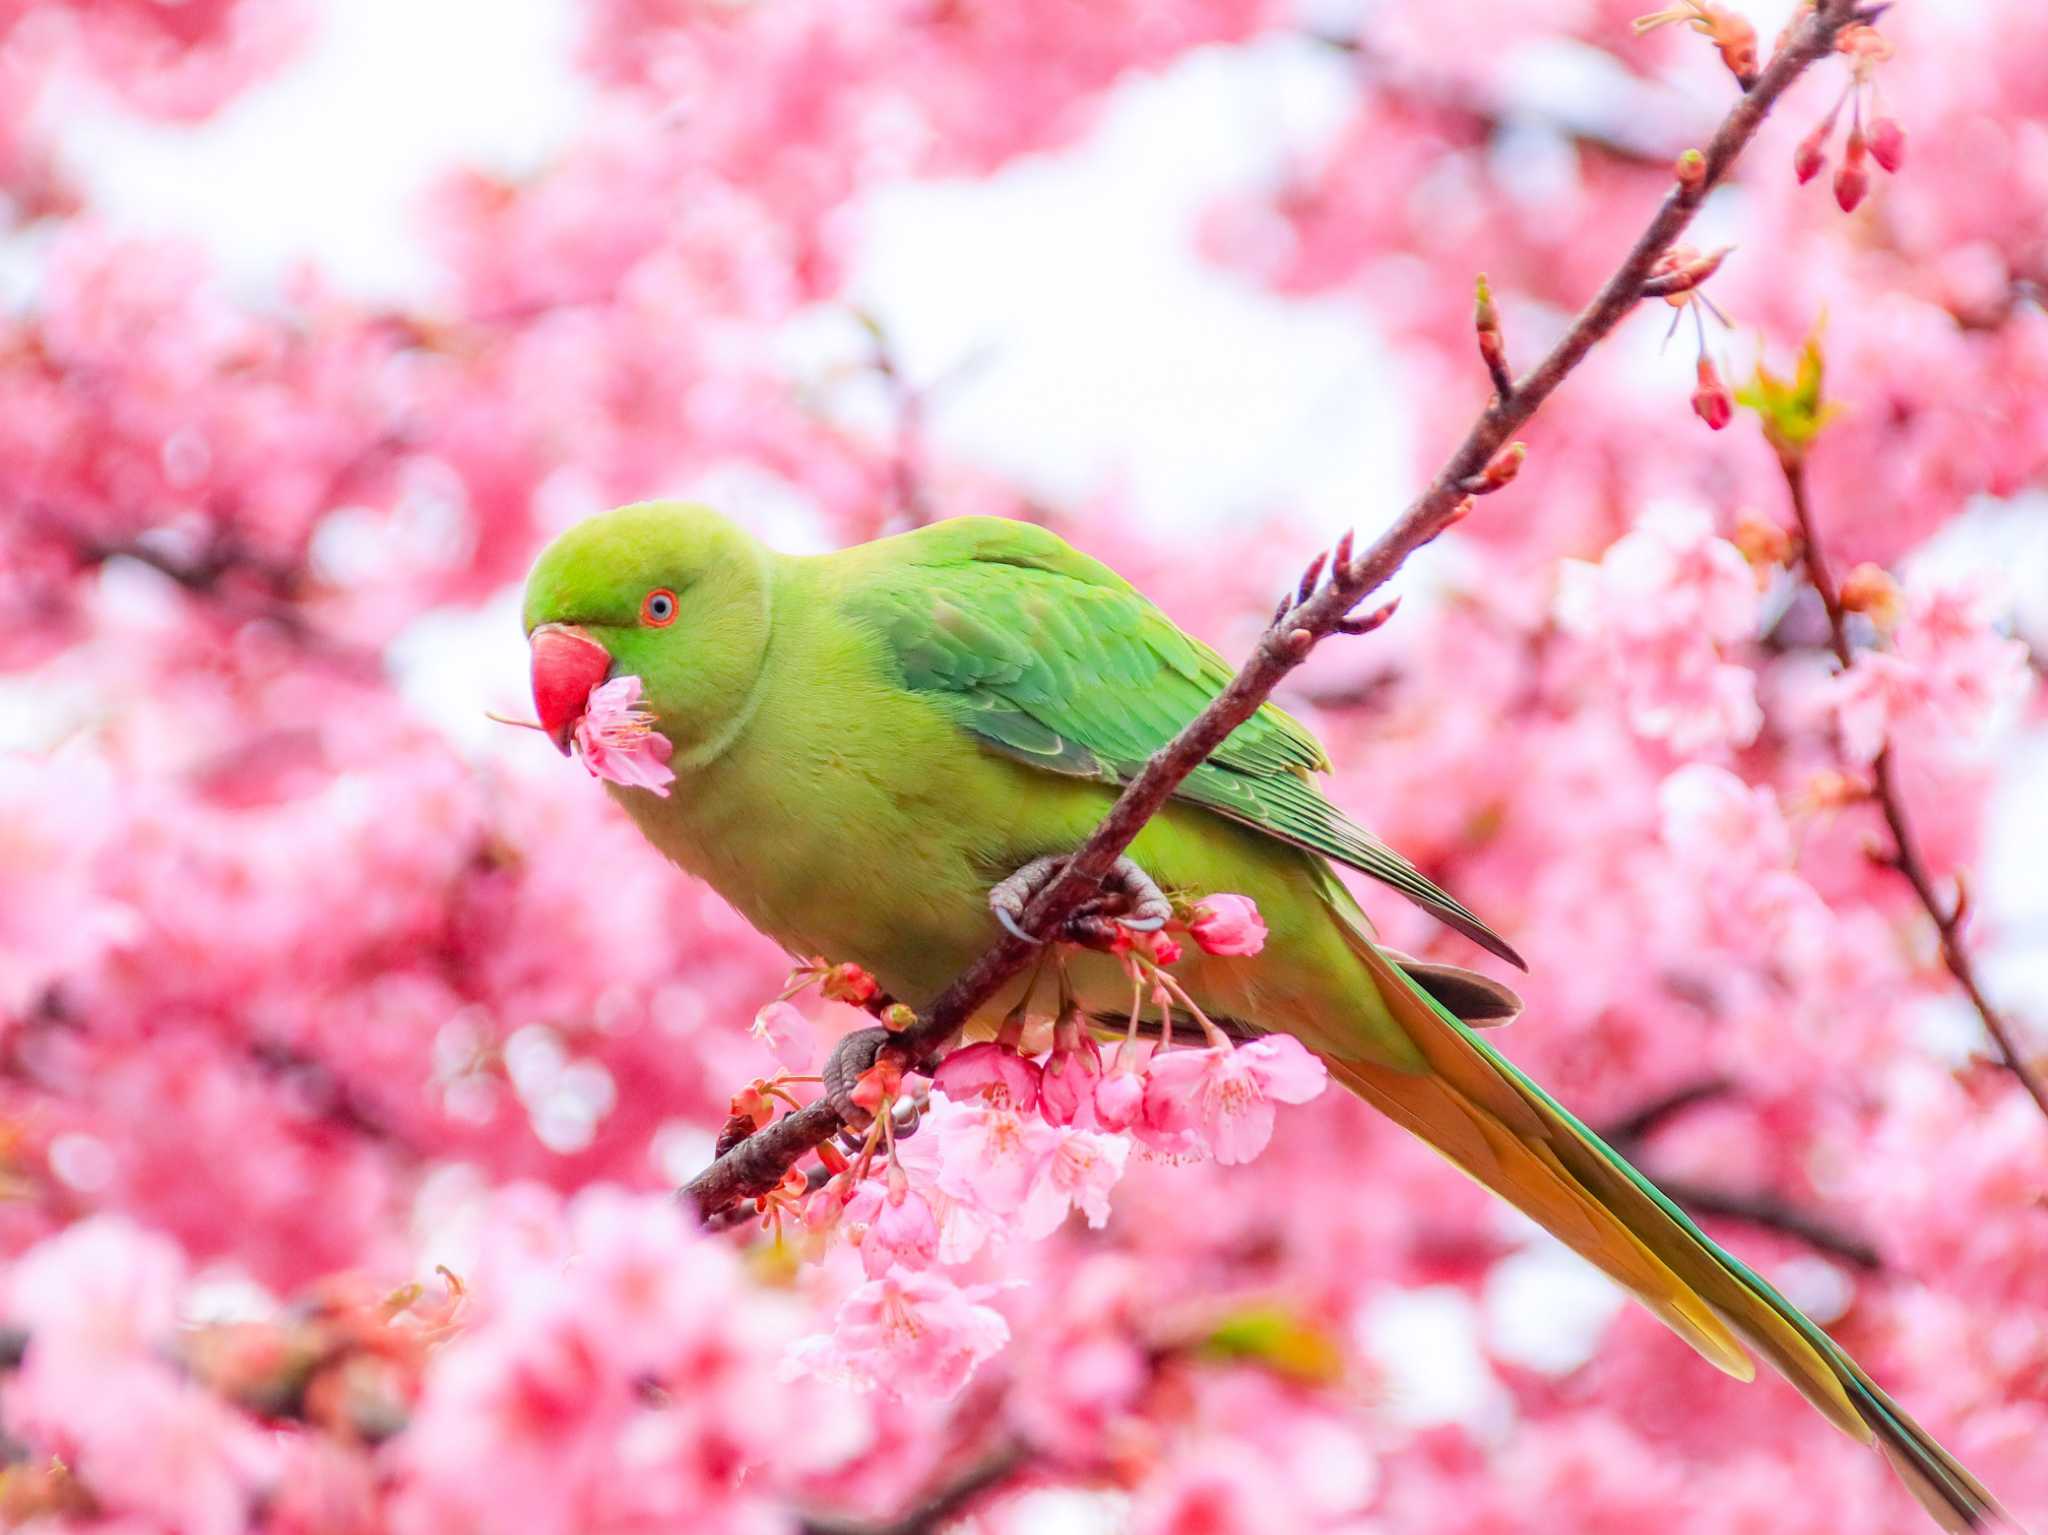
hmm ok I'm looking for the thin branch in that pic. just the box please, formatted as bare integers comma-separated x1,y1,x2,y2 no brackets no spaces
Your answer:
1781,459,2048,1122
1597,1077,1736,1146
1302,30,1682,171
1597,1081,1883,1270
1647,1174,1883,1270
799,1444,1029,1535
680,1,1872,1222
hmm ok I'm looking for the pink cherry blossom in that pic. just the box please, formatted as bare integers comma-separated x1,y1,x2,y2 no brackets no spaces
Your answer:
1187,893,1267,956
750,999,816,1071
1142,1037,1329,1165
1553,505,1764,753
845,1169,942,1278
893,1120,1004,1264
788,1268,1010,1400
1093,1062,1147,1132
932,1040,1043,1113
1039,1027,1105,1127
932,1096,1056,1213
1017,1127,1129,1239
573,674,677,796
1827,582,2032,762
1657,763,1797,872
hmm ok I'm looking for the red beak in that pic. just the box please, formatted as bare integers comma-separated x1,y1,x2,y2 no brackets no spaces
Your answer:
529,624,613,752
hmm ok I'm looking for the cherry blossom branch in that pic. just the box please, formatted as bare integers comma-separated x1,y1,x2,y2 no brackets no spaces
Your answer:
1644,1174,1882,1270
1597,1081,1882,1270
1780,458,2048,1123
799,1443,1029,1535
1304,30,1680,170
1596,1076,1737,1145
680,0,1873,1221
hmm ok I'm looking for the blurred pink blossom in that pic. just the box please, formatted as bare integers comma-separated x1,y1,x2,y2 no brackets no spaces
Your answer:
789,1269,1009,1400
1828,584,2033,762
1554,506,1764,753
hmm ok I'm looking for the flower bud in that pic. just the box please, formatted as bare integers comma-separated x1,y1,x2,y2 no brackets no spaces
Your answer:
1474,273,1508,385
1732,510,1792,570
1093,1068,1145,1132
821,962,879,1006
731,1081,775,1129
1793,121,1829,185
1835,24,1894,66
1868,116,1905,173
1112,925,1184,966
1691,356,1732,431
1837,563,1902,628
1188,894,1268,957
849,1055,903,1113
1835,128,1869,212
1674,148,1706,189
1471,441,1526,493
1706,8,1758,82
1473,273,1500,340
1803,769,1867,811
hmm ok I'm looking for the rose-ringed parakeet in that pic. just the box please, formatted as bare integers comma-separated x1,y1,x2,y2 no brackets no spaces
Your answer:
522,501,2004,1531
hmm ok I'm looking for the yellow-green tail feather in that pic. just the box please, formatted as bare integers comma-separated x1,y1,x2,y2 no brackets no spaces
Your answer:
1330,932,2009,1532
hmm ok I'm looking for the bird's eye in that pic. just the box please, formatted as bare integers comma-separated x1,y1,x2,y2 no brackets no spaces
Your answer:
642,588,678,626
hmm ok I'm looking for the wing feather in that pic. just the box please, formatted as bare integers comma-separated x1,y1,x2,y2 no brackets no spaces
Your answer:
847,518,1523,969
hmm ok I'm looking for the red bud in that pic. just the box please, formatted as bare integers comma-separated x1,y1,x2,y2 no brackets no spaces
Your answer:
1868,116,1905,174
821,962,879,1006
1707,10,1758,82
850,1057,903,1113
1794,122,1829,185
1691,356,1732,431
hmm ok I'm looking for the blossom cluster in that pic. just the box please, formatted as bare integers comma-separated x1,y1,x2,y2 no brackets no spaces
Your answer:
1,1,2045,1533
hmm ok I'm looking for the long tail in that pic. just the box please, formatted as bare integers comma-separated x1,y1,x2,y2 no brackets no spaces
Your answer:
1329,934,2010,1532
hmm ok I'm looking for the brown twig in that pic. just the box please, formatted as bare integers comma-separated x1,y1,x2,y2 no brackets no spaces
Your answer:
799,1443,1029,1535
1780,459,2048,1122
679,0,1874,1222
1597,1077,1736,1146
1597,1081,1882,1270
1645,1174,1883,1270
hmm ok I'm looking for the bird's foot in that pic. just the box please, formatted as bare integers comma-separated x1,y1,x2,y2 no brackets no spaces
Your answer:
987,853,1172,949
821,1025,895,1129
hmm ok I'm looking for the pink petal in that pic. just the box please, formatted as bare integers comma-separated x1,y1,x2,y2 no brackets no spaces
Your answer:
1239,1036,1328,1104
932,1042,1042,1112
749,1001,814,1072
1188,894,1268,957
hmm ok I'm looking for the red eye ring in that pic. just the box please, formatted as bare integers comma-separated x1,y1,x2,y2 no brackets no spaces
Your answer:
642,588,678,627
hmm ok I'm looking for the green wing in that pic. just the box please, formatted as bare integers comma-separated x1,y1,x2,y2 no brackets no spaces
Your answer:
847,517,1523,969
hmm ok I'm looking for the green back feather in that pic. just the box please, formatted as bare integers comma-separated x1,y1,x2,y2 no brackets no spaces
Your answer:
845,518,1523,969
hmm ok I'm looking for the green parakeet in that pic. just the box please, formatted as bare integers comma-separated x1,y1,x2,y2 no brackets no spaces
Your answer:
522,501,2003,1531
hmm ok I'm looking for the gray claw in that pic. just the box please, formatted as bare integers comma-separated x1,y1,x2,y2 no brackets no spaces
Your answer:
1105,855,1174,931
987,852,1174,946
993,905,1044,945
822,1025,893,1128
891,1095,925,1141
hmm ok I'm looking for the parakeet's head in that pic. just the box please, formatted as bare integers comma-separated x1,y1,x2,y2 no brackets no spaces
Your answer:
522,501,773,761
